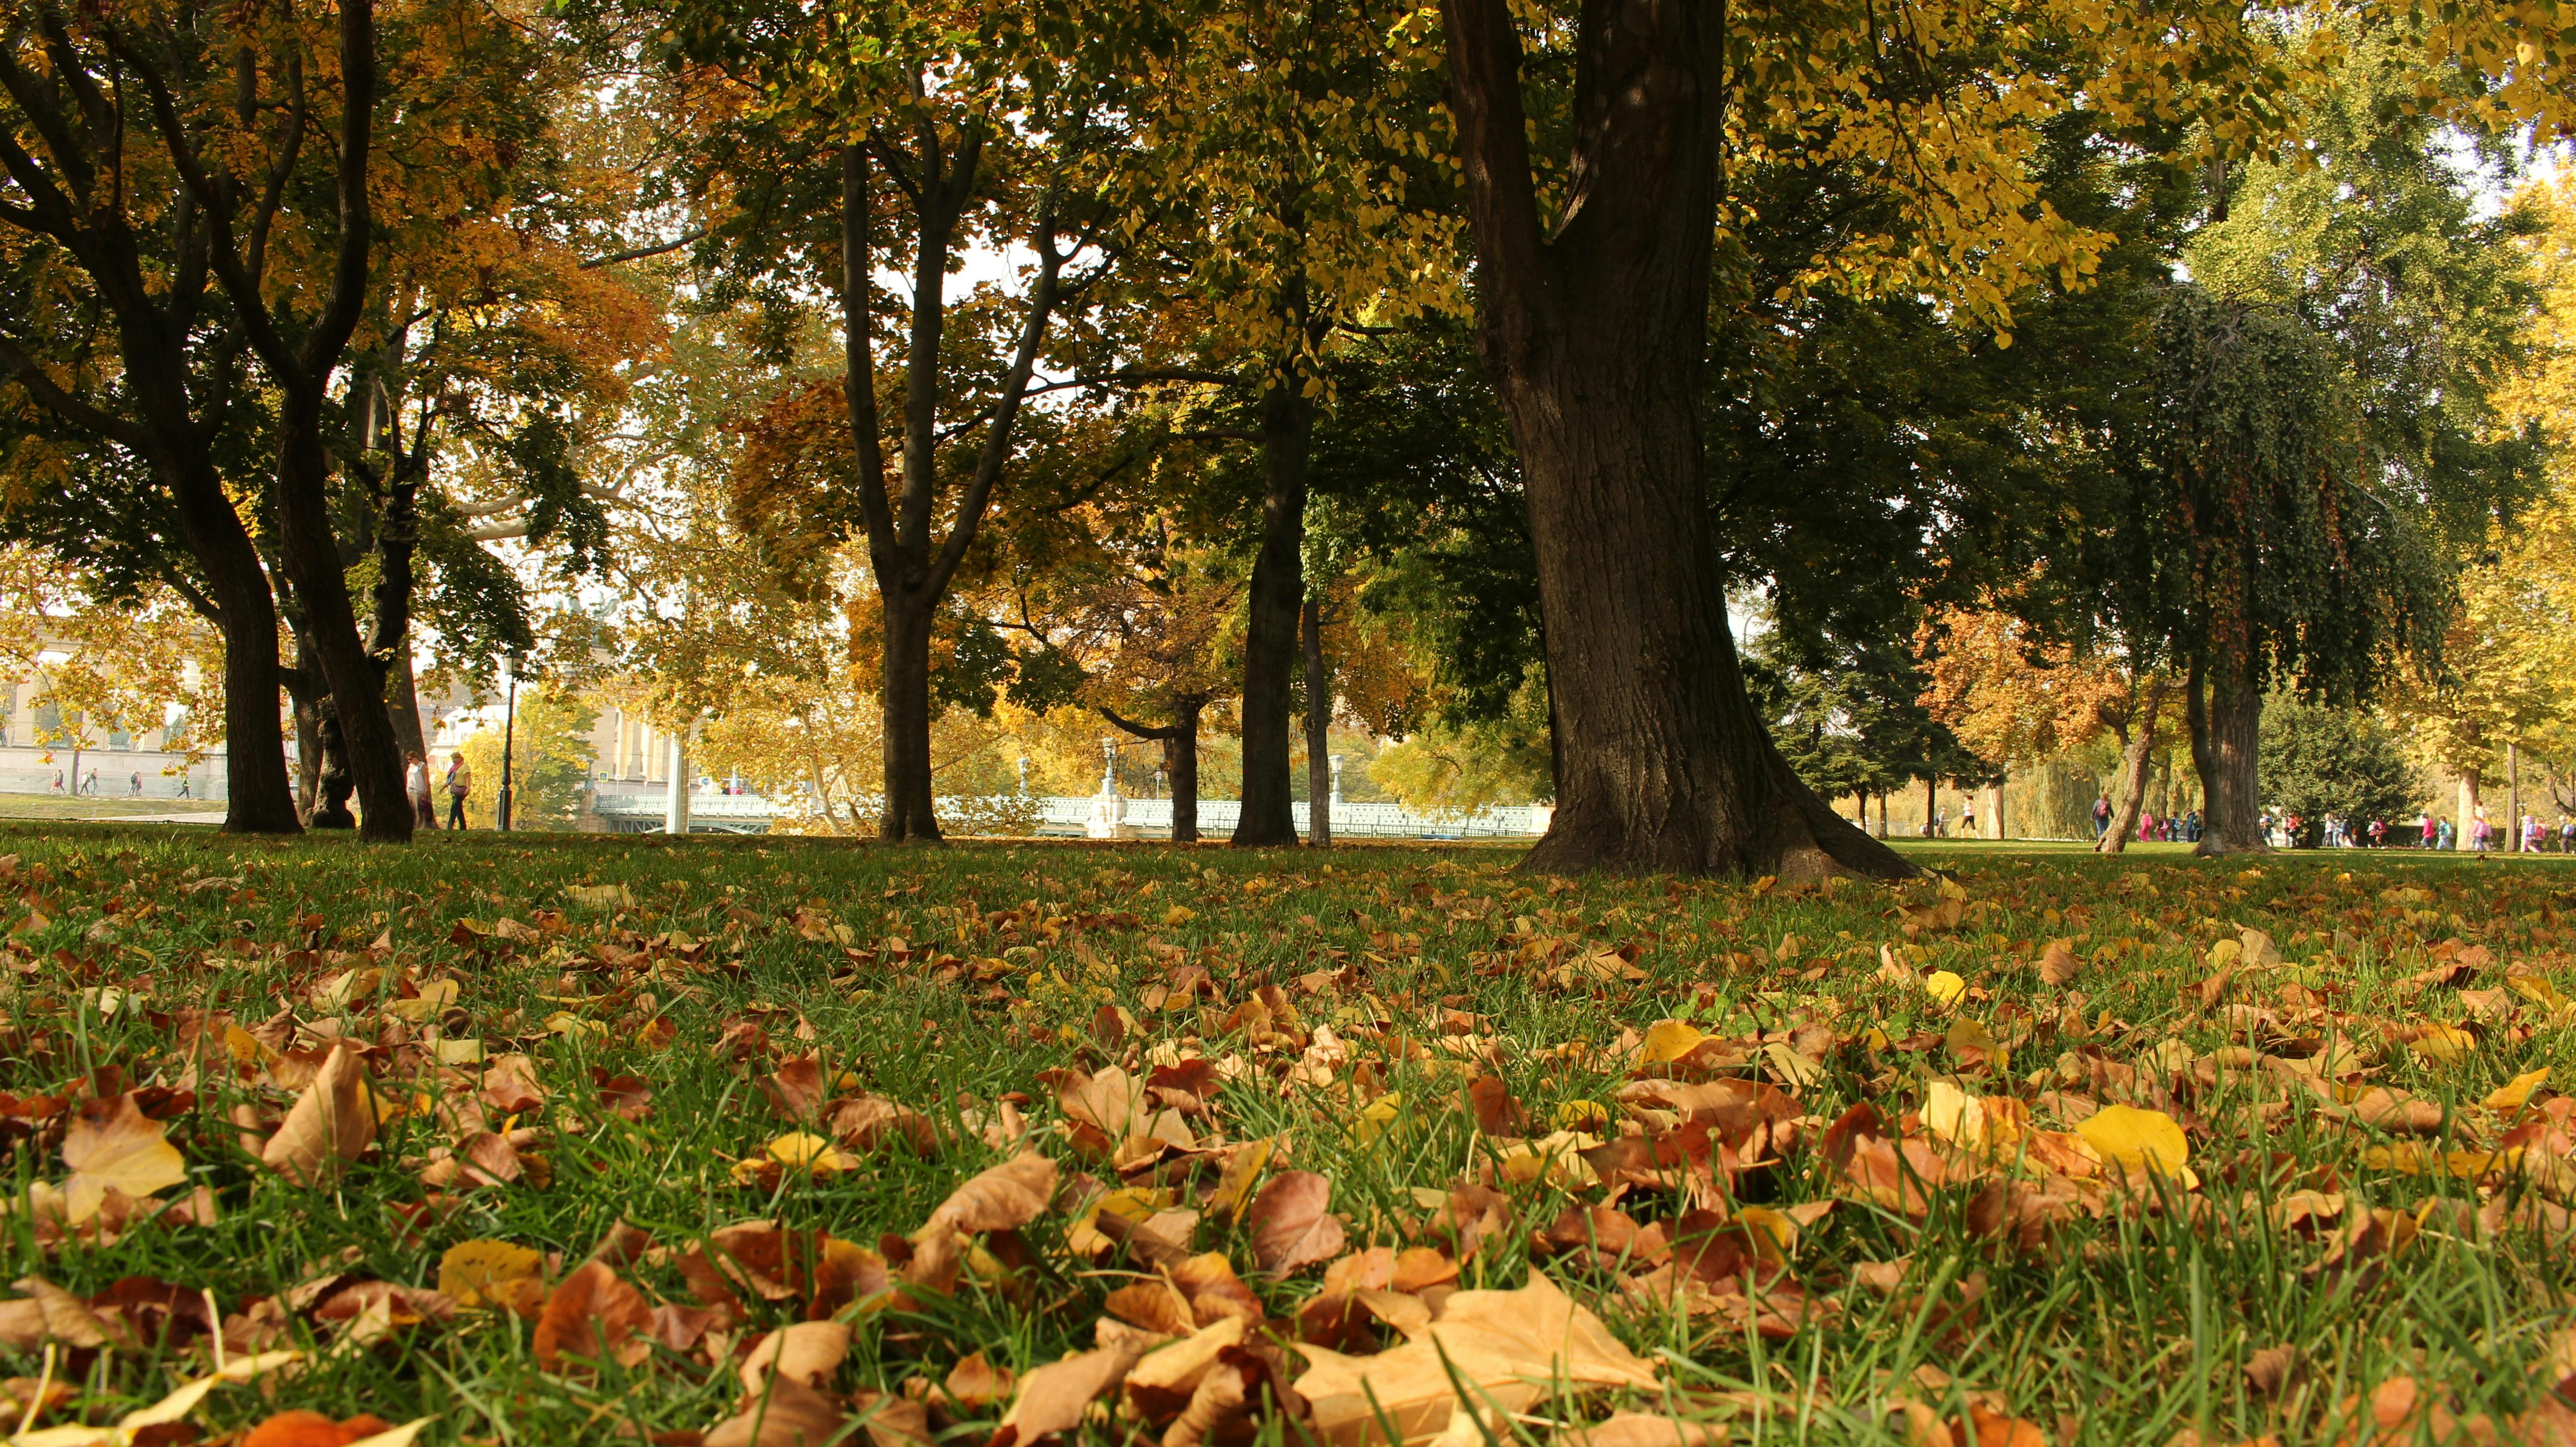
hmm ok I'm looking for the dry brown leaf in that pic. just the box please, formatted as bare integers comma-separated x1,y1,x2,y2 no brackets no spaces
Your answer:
1294,1272,1661,1447
760,1056,827,1122
991,1336,1151,1447
918,1149,1059,1238
1555,1413,1727,1447
705,1378,849,1447
531,1261,654,1369
479,1054,547,1114
1960,1405,2049,1447
946,1350,1017,1411
739,1321,852,1393
0,1277,109,1350
261,1045,376,1186
2037,938,2081,987
1247,1170,1346,1274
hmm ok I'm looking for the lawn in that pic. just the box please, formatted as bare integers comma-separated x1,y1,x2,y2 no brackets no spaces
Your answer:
0,793,224,822
0,827,2570,1447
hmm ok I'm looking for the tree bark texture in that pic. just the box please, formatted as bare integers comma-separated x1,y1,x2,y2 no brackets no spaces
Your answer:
1440,0,1912,879
2097,678,2169,855
2457,768,2482,848
177,462,300,834
2189,651,2267,855
880,598,940,840
1302,591,1332,847
1233,380,1310,848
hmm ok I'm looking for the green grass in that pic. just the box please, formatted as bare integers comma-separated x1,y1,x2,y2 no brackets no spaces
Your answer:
0,827,2570,1445
0,791,223,820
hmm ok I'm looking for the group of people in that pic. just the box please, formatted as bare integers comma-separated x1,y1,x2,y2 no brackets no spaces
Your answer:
2406,808,2576,853
2092,795,2207,843
42,767,149,798
403,750,474,829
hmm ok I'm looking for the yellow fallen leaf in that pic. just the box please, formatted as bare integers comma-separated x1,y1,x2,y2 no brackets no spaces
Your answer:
2484,1067,2549,1114
1162,905,1197,926
1924,971,1967,1008
564,883,636,910
2410,1025,2475,1066
1552,1099,1611,1132
765,1132,860,1177
1347,1092,1406,1146
2076,1104,2192,1184
439,1239,547,1310
1639,1020,1704,1065
59,1096,187,1226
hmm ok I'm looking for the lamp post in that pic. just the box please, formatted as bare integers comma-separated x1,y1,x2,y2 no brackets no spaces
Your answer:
495,655,520,832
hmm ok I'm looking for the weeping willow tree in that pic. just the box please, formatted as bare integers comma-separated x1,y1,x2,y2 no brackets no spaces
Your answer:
2120,287,2448,855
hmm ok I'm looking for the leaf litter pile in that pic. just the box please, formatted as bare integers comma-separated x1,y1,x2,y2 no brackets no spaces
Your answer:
0,831,2573,1447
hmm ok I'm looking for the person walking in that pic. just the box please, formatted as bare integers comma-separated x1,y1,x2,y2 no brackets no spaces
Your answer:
405,753,436,829
176,776,190,800
2525,813,2546,854
48,770,62,794
2138,809,2157,843
2422,813,2438,849
2184,808,2202,843
2092,794,2112,840
2437,816,2456,850
444,751,473,830
2368,818,2388,848
81,767,97,797
127,770,142,798
2562,816,2576,854
1960,795,1977,838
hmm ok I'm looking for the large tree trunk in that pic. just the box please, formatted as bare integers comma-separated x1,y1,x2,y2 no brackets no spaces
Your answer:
1233,380,1309,848
271,405,409,841
167,461,300,834
1441,0,1909,880
879,597,941,841
2457,767,2482,851
1302,592,1332,847
2098,679,2170,854
1167,702,1201,844
2189,652,2267,855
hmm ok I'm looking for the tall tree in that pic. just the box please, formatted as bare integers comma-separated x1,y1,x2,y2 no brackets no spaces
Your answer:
669,0,1176,842
1132,0,1458,847
0,3,301,832
1433,0,2297,877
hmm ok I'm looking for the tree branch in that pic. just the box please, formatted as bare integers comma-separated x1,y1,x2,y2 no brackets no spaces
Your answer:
578,227,708,269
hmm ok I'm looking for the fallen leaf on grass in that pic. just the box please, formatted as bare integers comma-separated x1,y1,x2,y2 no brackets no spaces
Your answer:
532,1261,653,1369
705,1378,852,1447
9,1349,303,1447
2037,938,2081,986
259,1045,376,1186
58,1094,187,1225
1959,1404,2050,1447
241,1411,421,1447
1554,1413,1727,1447
2075,1105,2192,1185
1247,1170,1345,1274
946,1350,1017,1411
0,1277,109,1349
2487,1068,2550,1114
1293,1272,1659,1447
435,1236,546,1313
740,1321,852,1392
991,1336,1152,1447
